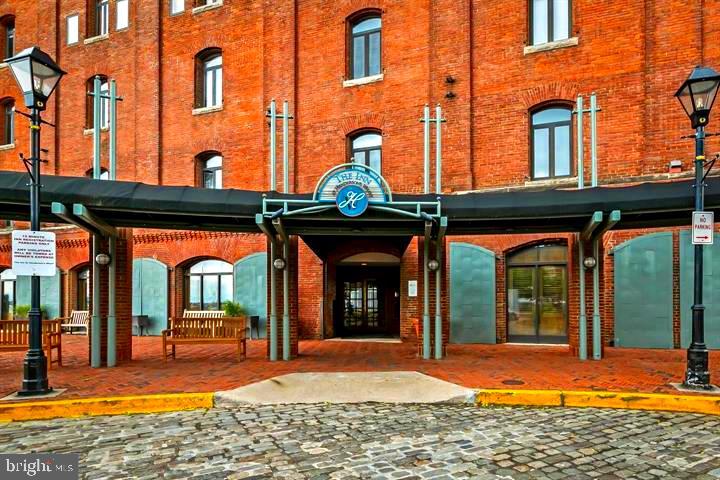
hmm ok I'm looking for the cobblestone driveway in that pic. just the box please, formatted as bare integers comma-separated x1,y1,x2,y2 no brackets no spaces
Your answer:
1,404,719,479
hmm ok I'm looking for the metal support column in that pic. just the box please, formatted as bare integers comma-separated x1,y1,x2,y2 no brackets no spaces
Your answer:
435,104,442,194
434,216,447,360
107,79,119,367
423,221,431,359
274,219,290,361
90,76,102,368
592,238,601,360
590,93,599,188
423,105,430,194
257,214,278,361
282,101,290,194
578,237,587,361
576,95,584,189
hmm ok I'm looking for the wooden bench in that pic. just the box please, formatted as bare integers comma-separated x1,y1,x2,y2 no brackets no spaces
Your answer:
58,310,90,335
162,317,246,361
0,319,62,368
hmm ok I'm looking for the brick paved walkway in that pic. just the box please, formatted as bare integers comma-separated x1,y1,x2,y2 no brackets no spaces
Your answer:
2,404,720,479
1,335,719,399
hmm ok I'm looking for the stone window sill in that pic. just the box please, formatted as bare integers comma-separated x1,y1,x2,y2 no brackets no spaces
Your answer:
83,127,109,136
193,1,223,15
0,143,15,151
0,62,7,70
524,176,578,188
84,34,110,45
192,104,223,116
343,73,384,88
524,37,579,55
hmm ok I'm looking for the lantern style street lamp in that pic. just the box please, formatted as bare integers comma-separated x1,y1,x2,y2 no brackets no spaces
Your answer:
5,47,66,396
675,65,720,390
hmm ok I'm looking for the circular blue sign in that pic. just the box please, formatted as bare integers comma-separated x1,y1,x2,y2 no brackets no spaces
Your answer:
336,184,369,217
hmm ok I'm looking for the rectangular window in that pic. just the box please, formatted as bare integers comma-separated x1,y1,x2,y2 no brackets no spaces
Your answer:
67,15,79,44
117,0,129,30
5,23,14,58
2,103,13,145
203,55,222,108
350,17,381,80
533,128,550,179
170,0,185,14
96,0,109,36
531,0,570,45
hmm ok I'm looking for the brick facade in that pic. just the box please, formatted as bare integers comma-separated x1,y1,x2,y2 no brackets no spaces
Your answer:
1,0,719,361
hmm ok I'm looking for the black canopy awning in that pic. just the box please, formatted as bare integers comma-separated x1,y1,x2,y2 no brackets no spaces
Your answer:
0,171,716,235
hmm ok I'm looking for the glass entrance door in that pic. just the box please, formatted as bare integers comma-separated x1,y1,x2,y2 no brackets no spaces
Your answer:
507,244,568,343
342,279,379,332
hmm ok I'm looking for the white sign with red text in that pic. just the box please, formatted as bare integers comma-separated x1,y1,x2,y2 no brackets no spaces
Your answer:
692,211,714,245
11,230,57,276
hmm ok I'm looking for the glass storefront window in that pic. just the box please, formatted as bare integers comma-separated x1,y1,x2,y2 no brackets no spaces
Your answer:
186,259,233,311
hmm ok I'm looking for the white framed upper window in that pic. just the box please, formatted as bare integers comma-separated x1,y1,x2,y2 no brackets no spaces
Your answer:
96,0,110,36
195,48,222,108
117,0,129,30
67,14,80,44
170,0,185,14
530,0,570,46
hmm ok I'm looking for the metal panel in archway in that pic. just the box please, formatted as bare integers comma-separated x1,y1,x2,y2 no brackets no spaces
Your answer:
680,230,720,349
449,243,496,344
132,258,168,336
16,268,62,320
234,253,267,339
613,232,673,348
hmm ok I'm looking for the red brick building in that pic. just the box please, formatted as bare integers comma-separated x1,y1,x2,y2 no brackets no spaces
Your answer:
0,0,719,362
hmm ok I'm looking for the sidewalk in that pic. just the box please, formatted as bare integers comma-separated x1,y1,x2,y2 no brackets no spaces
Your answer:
1,335,718,401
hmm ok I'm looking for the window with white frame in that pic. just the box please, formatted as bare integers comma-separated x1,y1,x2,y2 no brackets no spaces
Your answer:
117,0,129,30
170,0,185,14
530,106,572,179
349,131,382,173
195,49,222,108
197,152,222,189
349,13,381,80
67,14,79,44
530,0,570,45
95,0,110,36
186,260,233,311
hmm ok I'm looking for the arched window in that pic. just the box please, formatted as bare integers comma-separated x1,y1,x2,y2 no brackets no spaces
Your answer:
1,15,15,58
0,98,14,146
76,268,90,311
196,152,222,188
530,105,572,179
85,75,109,129
195,48,222,108
530,0,571,45
86,167,109,180
348,13,381,80
0,269,16,320
349,130,382,173
185,259,233,311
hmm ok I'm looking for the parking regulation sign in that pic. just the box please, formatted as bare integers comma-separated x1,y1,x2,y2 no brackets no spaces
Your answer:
11,230,57,276
692,211,714,245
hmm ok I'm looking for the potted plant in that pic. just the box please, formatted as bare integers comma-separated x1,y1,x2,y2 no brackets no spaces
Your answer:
14,304,30,320
222,301,247,318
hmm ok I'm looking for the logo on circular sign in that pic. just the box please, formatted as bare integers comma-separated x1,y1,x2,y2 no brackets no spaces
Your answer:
336,184,369,217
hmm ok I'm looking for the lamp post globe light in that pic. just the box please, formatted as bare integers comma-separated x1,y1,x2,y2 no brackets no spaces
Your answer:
675,65,720,390
5,47,65,396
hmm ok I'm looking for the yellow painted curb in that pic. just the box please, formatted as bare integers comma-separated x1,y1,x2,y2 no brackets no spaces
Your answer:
475,389,720,416
0,392,214,423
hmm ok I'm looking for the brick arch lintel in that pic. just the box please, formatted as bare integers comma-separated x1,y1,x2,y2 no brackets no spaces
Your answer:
521,82,581,111
339,113,385,137
341,1,385,20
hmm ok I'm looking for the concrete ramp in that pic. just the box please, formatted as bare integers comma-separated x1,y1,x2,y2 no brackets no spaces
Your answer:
215,372,475,405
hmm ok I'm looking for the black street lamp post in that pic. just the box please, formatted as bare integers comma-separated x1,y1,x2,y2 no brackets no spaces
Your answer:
675,65,720,390
5,47,65,396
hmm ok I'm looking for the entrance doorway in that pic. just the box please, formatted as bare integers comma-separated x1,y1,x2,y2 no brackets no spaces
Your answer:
507,244,568,344
335,264,400,338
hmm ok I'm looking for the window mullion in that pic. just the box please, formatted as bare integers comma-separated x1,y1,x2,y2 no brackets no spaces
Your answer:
549,125,556,177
